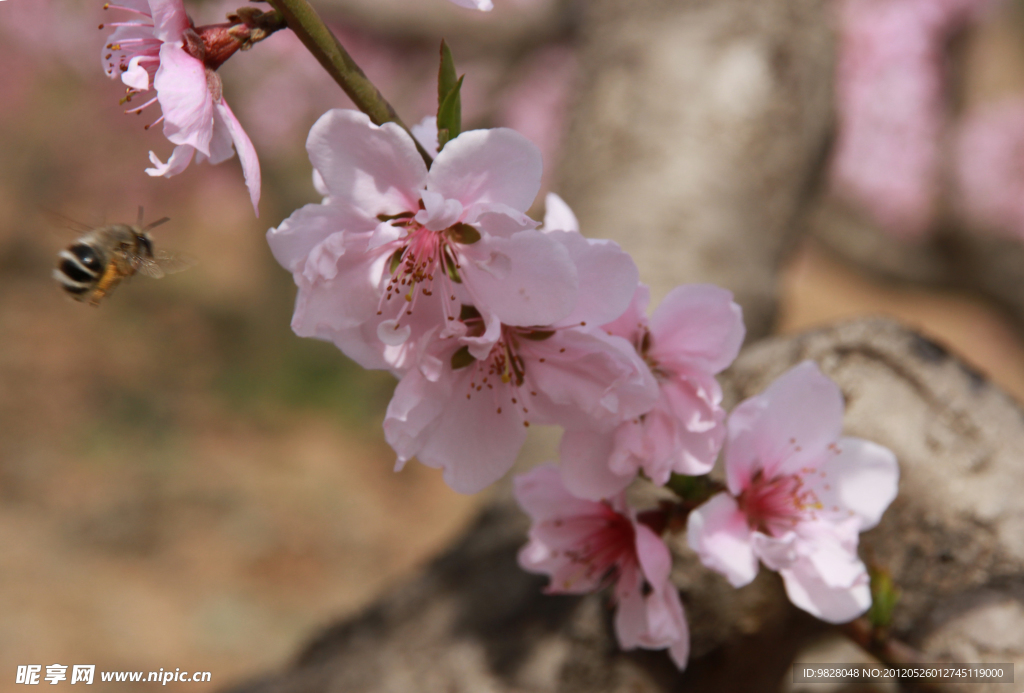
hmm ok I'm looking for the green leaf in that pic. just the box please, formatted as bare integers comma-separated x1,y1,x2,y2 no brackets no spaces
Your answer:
438,40,458,114
521,330,556,341
437,74,464,152
450,345,476,370
446,223,480,245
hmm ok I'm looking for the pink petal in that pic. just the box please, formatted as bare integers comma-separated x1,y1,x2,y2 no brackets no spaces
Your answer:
267,204,350,273
415,190,463,231
648,284,745,375
634,523,672,586
513,464,606,522
686,493,758,588
383,367,449,465
751,530,799,571
528,329,658,431
541,192,579,233
384,367,527,494
779,560,871,624
410,115,439,157
148,0,189,42
122,56,151,90
215,100,261,215
154,43,213,155
145,144,194,177
306,110,427,218
601,284,650,343
812,436,899,531
104,23,156,81
427,127,542,214
725,361,845,492
460,230,578,328
613,569,647,649
547,230,640,329
558,429,634,501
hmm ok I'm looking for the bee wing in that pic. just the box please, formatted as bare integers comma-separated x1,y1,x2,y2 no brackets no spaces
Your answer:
153,250,197,276
129,254,165,279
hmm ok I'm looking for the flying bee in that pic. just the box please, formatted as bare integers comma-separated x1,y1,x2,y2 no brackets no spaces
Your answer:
53,208,195,306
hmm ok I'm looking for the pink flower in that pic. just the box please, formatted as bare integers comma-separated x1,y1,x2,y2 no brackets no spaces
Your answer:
514,465,690,668
954,98,1024,240
267,110,583,374
385,319,656,493
830,0,994,239
559,281,744,501
102,0,261,214
686,362,899,623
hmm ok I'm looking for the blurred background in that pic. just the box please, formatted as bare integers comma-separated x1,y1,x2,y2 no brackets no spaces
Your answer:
2,0,1024,690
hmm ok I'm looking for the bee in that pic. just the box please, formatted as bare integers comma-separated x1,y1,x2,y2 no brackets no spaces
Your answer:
53,208,194,306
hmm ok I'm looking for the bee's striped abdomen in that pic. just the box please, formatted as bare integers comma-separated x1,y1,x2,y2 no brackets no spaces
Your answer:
54,242,105,300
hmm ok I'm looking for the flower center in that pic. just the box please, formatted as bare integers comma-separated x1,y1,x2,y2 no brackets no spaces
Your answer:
556,503,637,591
376,217,463,329
738,471,822,535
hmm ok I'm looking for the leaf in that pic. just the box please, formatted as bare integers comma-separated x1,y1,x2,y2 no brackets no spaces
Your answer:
437,75,464,153
446,223,480,245
450,345,476,370
438,40,458,115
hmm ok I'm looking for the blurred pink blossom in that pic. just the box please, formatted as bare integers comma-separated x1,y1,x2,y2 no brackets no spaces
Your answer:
498,46,577,191
687,361,899,624
515,464,690,669
954,98,1024,240
831,0,994,239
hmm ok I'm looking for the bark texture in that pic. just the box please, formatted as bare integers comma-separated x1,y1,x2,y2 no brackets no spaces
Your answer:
557,0,835,340
224,318,1024,693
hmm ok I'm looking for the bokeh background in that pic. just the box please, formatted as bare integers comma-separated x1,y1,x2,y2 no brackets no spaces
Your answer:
2,0,1024,690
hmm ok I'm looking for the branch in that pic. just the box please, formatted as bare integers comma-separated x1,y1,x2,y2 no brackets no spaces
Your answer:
263,0,433,167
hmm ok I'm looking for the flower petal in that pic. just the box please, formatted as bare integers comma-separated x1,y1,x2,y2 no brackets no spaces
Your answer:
461,230,578,328
215,100,261,215
513,464,606,522
547,230,639,328
154,43,213,155
428,127,542,213
306,109,427,218
541,192,579,233
145,144,195,177
384,366,527,494
267,203,359,273
148,0,189,42
725,361,845,491
602,284,650,343
812,437,899,531
779,559,871,624
686,493,758,588
558,429,634,501
648,284,745,375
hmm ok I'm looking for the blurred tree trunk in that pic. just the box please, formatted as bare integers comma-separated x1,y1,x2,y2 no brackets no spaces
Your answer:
558,0,835,340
